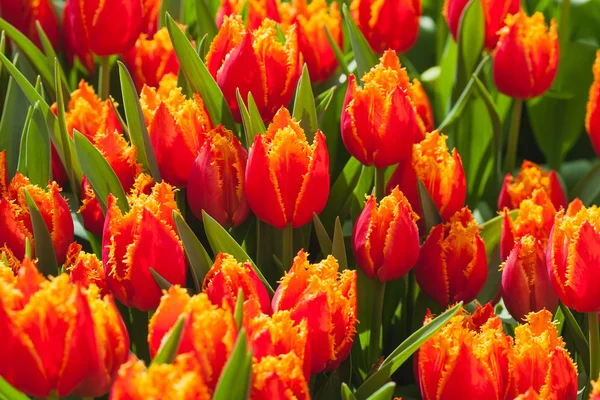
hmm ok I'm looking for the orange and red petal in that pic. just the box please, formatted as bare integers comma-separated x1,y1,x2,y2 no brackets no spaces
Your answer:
493,22,536,99
148,286,191,357
549,171,568,211
368,0,421,53
340,75,375,166
414,224,448,307
352,196,377,279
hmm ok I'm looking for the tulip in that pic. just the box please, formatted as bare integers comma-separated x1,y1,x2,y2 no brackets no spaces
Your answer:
206,16,301,123
412,78,434,132
350,0,421,54
141,0,161,35
415,207,487,307
498,160,567,211
251,353,310,400
509,310,578,399
0,152,74,264
0,259,129,398
216,0,280,30
493,10,559,99
245,107,329,229
0,0,60,49
140,74,213,187
148,286,237,388
280,0,342,83
63,0,94,72
187,125,250,228
64,242,108,296
341,50,425,168
63,0,142,56
417,303,512,400
352,187,420,281
272,250,357,373
102,181,187,311
0,246,21,275
592,378,600,400
586,51,600,157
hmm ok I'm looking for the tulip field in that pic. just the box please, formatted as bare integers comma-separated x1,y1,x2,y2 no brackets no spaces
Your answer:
1,0,600,398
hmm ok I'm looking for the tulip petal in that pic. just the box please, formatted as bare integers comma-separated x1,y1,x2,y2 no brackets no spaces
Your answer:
414,224,448,307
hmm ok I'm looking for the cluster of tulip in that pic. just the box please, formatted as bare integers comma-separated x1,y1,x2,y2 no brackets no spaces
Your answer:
1,0,600,399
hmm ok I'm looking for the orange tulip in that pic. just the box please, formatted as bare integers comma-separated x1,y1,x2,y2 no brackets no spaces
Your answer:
272,250,357,374
64,242,108,296
102,181,186,311
140,74,213,187
206,16,301,123
141,0,161,35
591,378,600,400
352,187,420,281
350,0,421,54
493,10,559,99
586,51,600,157
251,353,310,400
412,78,434,132
0,0,60,49
417,303,512,400
509,310,577,399
216,0,280,30
341,50,425,167
415,207,487,307
245,107,329,229
280,0,343,83
498,160,567,211
0,246,21,275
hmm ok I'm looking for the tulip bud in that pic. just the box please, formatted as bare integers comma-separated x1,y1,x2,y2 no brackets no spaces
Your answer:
64,242,108,296
206,16,301,123
415,207,487,307
350,0,421,54
272,250,357,374
498,160,567,211
0,0,60,49
418,303,512,400
510,310,577,399
140,74,213,187
493,10,559,99
187,125,250,228
280,0,343,83
341,50,425,168
586,51,600,157
141,0,161,35
245,107,329,229
216,0,281,30
103,182,187,311
251,353,311,400
352,187,420,281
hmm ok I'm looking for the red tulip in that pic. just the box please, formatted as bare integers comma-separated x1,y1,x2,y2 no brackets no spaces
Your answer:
412,78,434,132
251,353,310,400
141,0,161,35
216,0,280,30
352,187,420,281
63,0,95,72
415,207,487,307
206,16,301,123
64,242,108,296
350,0,421,54
245,107,329,229
341,50,425,167
586,50,600,157
591,378,600,400
493,10,559,99
0,0,60,49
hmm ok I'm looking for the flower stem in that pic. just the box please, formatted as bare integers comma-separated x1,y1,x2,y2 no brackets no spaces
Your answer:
590,312,600,384
130,307,150,364
374,167,386,200
98,56,111,100
282,224,293,272
504,98,523,173
370,280,386,364
559,0,571,52
46,391,59,400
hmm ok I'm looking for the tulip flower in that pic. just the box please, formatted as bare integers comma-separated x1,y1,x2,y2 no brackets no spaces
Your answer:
251,353,310,400
498,160,567,211
187,125,250,228
216,0,280,30
140,74,213,187
412,78,434,132
206,16,301,123
123,27,180,90
63,0,95,72
509,310,578,399
272,250,357,373
0,260,129,398
0,246,21,275
415,207,487,307
586,51,600,157
0,152,74,264
141,0,161,35
350,0,421,54
102,181,187,311
352,187,420,281
64,242,108,296
493,10,559,99
63,0,142,56
341,50,425,168
591,378,600,400
280,0,342,83
0,0,60,49
245,107,329,229
148,286,237,388
418,303,512,400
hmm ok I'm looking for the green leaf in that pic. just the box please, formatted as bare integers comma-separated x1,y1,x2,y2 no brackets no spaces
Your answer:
166,13,237,132
316,87,336,125
151,315,185,365
212,329,253,400
0,31,5,75
559,302,590,377
159,0,183,30
202,211,274,295
193,0,218,43
365,382,396,400
150,267,173,291
24,189,58,277
571,161,600,205
172,211,213,293
74,131,129,214
417,179,443,234
0,377,29,400
292,65,318,141
341,383,358,400
325,25,351,77
341,3,378,80
35,22,71,97
321,157,363,233
453,0,484,101
332,217,348,270
234,288,244,329
236,90,266,148
24,102,51,187
118,61,162,182
313,212,333,256
246,93,266,137
354,302,463,400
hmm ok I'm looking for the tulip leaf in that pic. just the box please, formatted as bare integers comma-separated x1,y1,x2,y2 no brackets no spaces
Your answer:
236,90,265,148
0,377,29,400
365,382,396,400
117,61,162,182
321,157,363,234
151,315,185,365
571,161,600,205
35,22,71,98
417,178,443,234
24,189,58,277
453,0,484,102
166,13,237,133
313,212,333,256
342,4,378,80
341,383,358,400
0,31,5,74
23,102,51,187
212,329,253,400
202,211,274,295
173,211,212,292
292,65,318,141
325,25,351,77
332,217,348,270
354,302,463,400
193,0,218,43
74,130,129,214
316,87,336,125
150,267,173,291
234,288,244,329
559,302,590,377
246,93,266,135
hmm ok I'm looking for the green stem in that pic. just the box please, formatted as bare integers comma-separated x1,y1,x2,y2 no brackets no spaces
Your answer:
374,167,386,200
46,391,59,400
98,56,111,100
370,280,386,364
590,312,600,385
504,98,523,173
282,224,293,272
559,0,571,53
130,307,151,364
